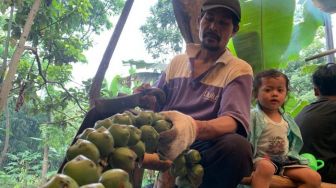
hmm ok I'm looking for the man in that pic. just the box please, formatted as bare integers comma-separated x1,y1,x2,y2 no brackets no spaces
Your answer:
295,63,336,184
154,0,254,187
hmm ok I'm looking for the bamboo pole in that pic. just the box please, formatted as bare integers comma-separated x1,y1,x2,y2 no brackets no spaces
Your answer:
305,48,336,62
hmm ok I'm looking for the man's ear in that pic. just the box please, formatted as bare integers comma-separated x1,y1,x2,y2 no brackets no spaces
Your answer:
314,87,320,96
196,16,201,31
232,25,239,36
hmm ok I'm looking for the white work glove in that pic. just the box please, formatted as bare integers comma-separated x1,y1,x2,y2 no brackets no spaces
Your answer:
157,111,197,161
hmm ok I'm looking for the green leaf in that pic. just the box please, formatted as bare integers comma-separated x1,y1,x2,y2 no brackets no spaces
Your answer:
280,0,324,67
110,75,122,97
301,64,319,74
285,94,309,117
233,0,296,73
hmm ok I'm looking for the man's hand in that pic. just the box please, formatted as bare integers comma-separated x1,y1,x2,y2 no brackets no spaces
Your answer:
134,84,166,110
157,111,197,161
139,87,166,110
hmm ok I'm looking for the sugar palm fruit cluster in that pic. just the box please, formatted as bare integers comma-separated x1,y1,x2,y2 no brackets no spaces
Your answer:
170,149,204,188
41,109,173,188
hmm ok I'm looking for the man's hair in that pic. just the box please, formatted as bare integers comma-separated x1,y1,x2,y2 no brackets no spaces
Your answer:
312,63,336,96
201,0,241,22
200,0,240,28
252,69,290,98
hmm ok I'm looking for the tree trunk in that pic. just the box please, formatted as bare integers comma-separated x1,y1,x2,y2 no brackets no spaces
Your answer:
88,0,134,107
0,4,14,83
41,111,51,183
41,145,49,183
0,0,42,115
172,0,204,44
0,103,11,167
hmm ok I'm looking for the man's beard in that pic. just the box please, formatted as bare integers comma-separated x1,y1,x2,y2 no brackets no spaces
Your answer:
201,42,220,51
201,31,221,51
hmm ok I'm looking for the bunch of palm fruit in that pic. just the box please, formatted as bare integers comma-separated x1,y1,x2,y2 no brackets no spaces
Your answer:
170,149,204,188
41,109,173,188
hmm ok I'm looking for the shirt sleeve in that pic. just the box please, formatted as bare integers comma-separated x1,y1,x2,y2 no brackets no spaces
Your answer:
154,72,168,112
154,72,166,89
218,74,253,136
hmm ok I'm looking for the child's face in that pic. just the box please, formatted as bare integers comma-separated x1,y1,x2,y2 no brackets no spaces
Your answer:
256,76,287,113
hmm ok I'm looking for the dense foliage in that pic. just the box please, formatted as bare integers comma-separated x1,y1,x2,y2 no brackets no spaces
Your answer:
140,0,183,62
0,0,332,187
0,0,125,186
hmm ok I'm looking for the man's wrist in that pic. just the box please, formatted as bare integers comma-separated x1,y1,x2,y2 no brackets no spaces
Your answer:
194,120,206,138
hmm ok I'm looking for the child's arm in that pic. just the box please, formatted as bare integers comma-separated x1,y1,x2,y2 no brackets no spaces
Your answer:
248,110,257,157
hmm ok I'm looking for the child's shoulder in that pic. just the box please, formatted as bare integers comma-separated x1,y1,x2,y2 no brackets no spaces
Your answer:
280,111,295,122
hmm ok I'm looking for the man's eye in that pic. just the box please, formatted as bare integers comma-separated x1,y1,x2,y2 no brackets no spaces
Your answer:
218,20,230,26
205,16,214,22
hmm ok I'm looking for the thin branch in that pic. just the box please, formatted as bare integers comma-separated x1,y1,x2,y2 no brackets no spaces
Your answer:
25,46,47,83
25,47,86,113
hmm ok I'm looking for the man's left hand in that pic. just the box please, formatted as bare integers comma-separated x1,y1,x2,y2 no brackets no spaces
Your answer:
157,111,197,161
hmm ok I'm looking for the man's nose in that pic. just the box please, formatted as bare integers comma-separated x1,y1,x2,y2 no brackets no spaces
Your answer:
209,21,218,31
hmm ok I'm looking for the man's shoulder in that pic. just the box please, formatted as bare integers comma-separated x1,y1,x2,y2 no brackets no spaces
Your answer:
213,54,253,82
164,53,190,80
171,53,189,64
224,52,253,75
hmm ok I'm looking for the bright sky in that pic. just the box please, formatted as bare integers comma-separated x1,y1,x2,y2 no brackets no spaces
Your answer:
72,0,158,84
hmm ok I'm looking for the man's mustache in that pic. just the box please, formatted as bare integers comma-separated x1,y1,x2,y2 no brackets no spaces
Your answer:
203,31,220,41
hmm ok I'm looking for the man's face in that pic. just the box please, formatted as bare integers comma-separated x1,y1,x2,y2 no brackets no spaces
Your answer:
199,8,237,52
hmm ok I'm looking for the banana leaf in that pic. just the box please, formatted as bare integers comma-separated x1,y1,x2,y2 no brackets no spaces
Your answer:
173,0,324,73
280,0,324,67
232,0,295,73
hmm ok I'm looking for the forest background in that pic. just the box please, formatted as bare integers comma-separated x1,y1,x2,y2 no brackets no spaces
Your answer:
0,0,335,187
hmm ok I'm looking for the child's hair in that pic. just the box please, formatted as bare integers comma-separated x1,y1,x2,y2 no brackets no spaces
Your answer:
253,69,290,98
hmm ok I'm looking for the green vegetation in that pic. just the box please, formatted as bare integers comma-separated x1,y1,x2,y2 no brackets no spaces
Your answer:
0,0,332,187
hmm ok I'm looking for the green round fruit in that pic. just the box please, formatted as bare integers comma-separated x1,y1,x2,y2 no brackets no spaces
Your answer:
94,119,113,129
99,169,132,188
185,149,201,164
140,125,159,153
135,111,154,127
187,164,204,187
87,127,114,157
79,183,105,188
153,112,167,122
129,140,146,160
108,147,137,172
108,124,130,147
173,153,187,168
124,111,136,124
153,119,172,133
41,174,79,188
127,125,142,146
62,155,100,186
175,176,193,188
77,128,95,139
66,139,100,163
110,113,133,125
170,164,188,177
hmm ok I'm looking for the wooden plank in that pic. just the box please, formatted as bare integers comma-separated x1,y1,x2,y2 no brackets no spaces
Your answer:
241,176,336,188
137,154,336,188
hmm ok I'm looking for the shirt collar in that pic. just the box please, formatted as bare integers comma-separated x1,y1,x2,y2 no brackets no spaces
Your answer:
185,43,234,65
